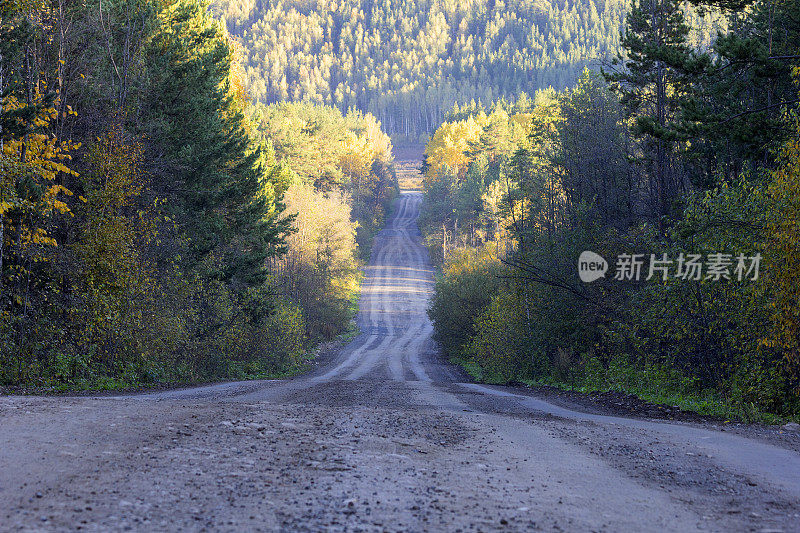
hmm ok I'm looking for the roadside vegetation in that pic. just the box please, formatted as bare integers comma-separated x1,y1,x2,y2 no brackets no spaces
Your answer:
0,0,395,390
423,0,800,421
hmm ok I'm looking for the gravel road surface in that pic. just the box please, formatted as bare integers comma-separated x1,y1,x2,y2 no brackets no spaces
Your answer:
2,191,799,532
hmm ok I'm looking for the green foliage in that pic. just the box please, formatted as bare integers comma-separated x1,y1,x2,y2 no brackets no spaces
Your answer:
427,247,503,359
467,289,532,383
260,303,306,370
762,91,800,397
211,0,723,141
0,0,393,390
212,0,631,140
250,101,397,258
556,70,635,226
144,0,290,285
425,60,800,419
680,1,800,185
604,0,699,222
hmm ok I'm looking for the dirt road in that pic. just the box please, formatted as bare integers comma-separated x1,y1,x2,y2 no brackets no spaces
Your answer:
2,191,799,532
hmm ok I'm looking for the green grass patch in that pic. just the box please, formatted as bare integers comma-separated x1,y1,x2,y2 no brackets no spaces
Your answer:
449,356,793,425
523,375,787,425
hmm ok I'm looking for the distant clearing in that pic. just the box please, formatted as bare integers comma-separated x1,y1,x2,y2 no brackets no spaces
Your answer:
395,145,425,191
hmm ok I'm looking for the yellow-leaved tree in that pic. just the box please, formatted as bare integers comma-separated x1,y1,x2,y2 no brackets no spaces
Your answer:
339,131,376,199
423,115,485,186
275,179,360,340
763,71,800,391
1,94,75,317
0,78,78,379
1,96,76,277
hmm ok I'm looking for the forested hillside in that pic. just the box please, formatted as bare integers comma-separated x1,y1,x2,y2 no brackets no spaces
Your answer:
423,0,800,420
0,0,395,389
213,0,722,140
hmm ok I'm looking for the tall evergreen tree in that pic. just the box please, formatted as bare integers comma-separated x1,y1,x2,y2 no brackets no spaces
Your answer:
556,70,635,227
681,0,800,184
604,0,696,225
144,0,289,286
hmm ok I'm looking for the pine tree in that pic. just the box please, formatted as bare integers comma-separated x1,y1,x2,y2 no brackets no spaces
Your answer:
144,0,289,286
681,0,800,183
604,0,695,224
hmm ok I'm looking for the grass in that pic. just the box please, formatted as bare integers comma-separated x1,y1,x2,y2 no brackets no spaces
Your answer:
450,356,794,425
526,376,788,425
8,360,312,396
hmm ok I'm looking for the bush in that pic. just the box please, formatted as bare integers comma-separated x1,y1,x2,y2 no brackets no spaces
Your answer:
427,247,503,359
261,304,306,371
467,289,534,382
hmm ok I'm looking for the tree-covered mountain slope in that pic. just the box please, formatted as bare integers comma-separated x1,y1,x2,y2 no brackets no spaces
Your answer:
213,0,721,140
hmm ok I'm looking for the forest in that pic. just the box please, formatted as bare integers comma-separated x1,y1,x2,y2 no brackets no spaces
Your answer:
212,0,723,141
0,0,395,389
3,0,799,422
423,0,800,420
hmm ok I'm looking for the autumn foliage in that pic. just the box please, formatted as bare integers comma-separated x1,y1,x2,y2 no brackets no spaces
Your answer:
0,0,395,388
426,46,800,419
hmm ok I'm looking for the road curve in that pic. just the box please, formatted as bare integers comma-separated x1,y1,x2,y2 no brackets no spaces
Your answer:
1,190,799,532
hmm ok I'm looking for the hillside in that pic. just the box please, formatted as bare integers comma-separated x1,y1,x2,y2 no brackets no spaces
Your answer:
212,0,616,140
214,0,721,140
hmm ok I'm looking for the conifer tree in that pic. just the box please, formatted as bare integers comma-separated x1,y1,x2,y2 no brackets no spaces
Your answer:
681,0,800,183
604,0,695,224
144,0,289,286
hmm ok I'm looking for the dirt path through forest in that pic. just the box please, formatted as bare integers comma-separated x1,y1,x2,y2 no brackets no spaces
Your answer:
2,173,799,532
